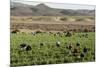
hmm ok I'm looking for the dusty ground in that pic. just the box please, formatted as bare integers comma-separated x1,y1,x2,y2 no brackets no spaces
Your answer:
10,16,95,32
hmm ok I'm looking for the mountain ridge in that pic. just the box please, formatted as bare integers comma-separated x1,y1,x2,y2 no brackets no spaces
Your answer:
11,2,95,16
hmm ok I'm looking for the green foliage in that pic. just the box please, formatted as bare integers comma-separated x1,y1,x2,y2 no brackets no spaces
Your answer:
10,32,95,66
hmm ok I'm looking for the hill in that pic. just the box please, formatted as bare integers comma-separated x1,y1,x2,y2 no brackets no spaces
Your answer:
11,2,95,16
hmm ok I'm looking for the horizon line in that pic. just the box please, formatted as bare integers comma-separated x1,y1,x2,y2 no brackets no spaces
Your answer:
11,0,95,10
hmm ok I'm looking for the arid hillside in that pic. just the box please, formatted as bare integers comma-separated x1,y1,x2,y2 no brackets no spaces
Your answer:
11,2,95,16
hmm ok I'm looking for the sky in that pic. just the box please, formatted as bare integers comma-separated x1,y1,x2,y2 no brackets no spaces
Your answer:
11,0,95,10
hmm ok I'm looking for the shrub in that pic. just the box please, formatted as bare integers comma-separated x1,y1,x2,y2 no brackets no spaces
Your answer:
35,30,43,34
65,32,72,37
60,17,67,21
11,29,20,34
83,28,89,32
75,18,84,21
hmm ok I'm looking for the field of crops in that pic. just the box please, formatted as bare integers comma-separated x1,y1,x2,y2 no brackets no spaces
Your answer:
10,32,95,66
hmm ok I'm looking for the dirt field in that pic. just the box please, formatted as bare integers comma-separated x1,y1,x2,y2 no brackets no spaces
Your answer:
10,16,95,32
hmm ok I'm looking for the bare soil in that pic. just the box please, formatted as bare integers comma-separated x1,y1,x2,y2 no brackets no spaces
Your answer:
11,21,95,32
10,16,95,32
